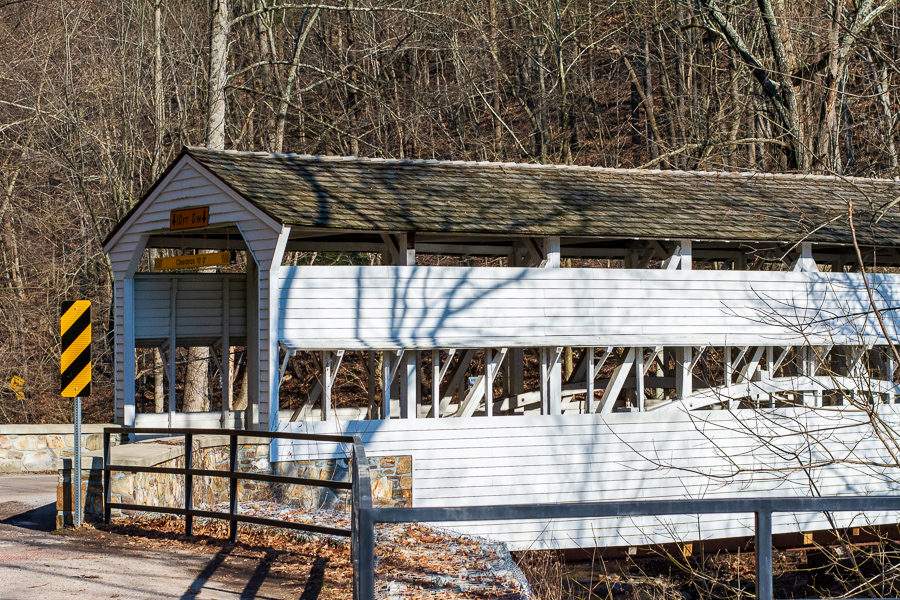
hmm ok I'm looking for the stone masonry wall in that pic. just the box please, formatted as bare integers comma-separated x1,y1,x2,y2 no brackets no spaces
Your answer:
1,425,122,473
57,436,411,528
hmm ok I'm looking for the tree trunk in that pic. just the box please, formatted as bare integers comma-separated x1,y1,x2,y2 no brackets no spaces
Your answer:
206,0,229,149
274,8,320,153
154,348,165,413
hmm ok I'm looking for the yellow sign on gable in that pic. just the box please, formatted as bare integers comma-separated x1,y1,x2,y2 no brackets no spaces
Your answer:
170,206,210,230
153,251,233,271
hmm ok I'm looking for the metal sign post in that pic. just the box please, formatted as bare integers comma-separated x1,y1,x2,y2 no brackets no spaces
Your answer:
61,300,91,529
74,396,81,528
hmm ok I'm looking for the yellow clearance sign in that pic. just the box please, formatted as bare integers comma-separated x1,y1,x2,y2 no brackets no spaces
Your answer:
153,250,233,271
60,301,91,397
170,206,210,230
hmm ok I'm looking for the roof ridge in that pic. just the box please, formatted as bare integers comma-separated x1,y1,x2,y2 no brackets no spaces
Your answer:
184,146,900,185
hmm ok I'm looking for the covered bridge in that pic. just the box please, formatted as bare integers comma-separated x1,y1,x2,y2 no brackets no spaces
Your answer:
104,148,900,549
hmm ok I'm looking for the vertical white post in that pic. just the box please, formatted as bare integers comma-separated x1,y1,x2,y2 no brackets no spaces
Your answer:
368,350,376,418
635,347,645,411
484,349,493,417
887,348,897,404
676,347,692,399
510,348,525,413
798,346,812,406
122,279,136,427
680,239,692,270
431,349,440,418
245,258,259,429
541,347,562,414
399,351,417,419
406,232,416,266
543,237,560,268
540,349,549,414
586,347,595,414
220,279,231,428
381,351,391,419
322,350,333,421
808,346,822,407
724,347,736,410
168,278,177,428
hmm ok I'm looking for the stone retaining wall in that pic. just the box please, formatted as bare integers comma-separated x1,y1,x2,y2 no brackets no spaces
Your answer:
0,424,123,473
57,435,411,528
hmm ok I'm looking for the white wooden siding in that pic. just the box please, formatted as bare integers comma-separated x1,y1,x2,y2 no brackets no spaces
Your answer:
277,407,900,550
133,274,247,344
278,266,900,349
105,158,287,428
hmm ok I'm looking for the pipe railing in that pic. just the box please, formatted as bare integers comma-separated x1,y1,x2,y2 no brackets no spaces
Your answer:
103,427,356,540
348,441,900,600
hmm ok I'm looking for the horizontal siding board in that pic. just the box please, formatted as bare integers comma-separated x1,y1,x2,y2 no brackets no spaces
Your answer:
277,266,900,349
277,407,900,550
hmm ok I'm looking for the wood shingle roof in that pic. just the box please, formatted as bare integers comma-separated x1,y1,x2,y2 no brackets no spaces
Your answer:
118,146,900,246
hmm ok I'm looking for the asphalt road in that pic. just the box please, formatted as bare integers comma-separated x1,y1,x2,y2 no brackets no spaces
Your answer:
0,475,310,599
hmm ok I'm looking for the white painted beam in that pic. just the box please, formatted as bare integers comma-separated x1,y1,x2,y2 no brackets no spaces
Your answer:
543,237,560,268
676,346,692,399
541,347,563,414
598,348,636,413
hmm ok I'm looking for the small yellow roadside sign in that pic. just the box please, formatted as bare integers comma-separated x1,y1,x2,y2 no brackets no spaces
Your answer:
170,206,210,230
153,250,233,271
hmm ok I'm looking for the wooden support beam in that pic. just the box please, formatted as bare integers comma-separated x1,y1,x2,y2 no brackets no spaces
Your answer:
278,346,291,387
541,347,563,414
643,346,663,376
586,347,594,413
509,348,525,412
570,349,589,384
484,349,493,417
439,348,478,415
456,348,509,418
689,346,707,372
598,348,636,413
676,346,692,400
638,243,660,269
543,237,560,268
635,347,645,411
319,350,344,422
381,351,393,419
380,233,401,265
290,380,321,422
399,350,417,419
791,242,818,273
736,346,766,384
593,347,614,379
367,351,377,419
662,240,691,270
431,349,440,418
167,278,177,429
771,346,791,375
220,279,231,428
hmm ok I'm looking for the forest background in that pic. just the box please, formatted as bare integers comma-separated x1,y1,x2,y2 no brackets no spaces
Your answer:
2,0,899,424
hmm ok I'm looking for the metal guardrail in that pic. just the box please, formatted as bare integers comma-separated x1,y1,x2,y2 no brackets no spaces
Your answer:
102,427,356,541
348,443,900,600
102,430,900,600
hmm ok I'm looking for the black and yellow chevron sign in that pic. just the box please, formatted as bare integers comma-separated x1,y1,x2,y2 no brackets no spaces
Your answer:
60,300,91,397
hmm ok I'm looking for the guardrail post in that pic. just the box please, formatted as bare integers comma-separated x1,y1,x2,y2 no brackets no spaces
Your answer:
351,445,359,600
755,509,773,600
103,429,111,524
358,507,375,600
351,438,375,600
185,433,194,537
229,433,239,542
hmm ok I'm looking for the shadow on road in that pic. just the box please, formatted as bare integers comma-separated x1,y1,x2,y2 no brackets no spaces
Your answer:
0,501,55,532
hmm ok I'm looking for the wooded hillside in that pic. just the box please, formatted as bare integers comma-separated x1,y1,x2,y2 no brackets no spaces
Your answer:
1,0,898,423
